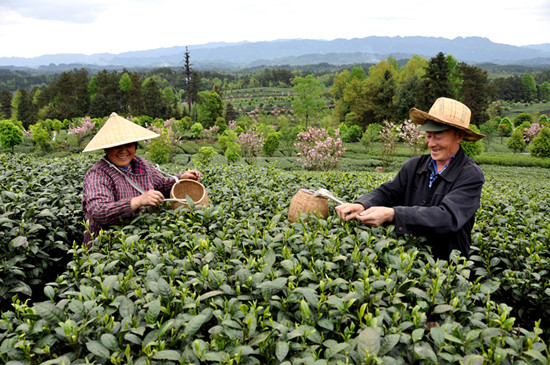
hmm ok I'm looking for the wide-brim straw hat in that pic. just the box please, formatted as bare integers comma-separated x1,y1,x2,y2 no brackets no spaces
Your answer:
409,97,485,142
83,112,159,152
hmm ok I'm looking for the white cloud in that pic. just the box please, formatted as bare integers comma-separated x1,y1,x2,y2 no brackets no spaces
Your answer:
0,0,548,58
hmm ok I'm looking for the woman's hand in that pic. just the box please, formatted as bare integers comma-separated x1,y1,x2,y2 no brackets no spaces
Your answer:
335,203,365,221
130,190,165,211
180,170,201,181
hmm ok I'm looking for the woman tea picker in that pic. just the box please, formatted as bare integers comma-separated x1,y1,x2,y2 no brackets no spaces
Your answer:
82,113,201,244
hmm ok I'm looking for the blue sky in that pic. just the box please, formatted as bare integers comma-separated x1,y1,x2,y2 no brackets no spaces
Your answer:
1,0,549,58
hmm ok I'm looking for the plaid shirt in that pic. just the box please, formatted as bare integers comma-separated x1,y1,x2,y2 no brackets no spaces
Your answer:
82,155,178,244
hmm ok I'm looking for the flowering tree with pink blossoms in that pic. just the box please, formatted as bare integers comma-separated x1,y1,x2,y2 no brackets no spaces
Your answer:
237,130,264,163
68,116,95,147
294,127,346,171
524,123,542,143
398,119,425,155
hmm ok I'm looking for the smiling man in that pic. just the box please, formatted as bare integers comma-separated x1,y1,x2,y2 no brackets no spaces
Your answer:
81,113,201,244
335,98,485,260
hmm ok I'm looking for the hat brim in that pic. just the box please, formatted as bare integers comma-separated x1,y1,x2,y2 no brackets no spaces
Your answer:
82,113,160,152
410,107,485,142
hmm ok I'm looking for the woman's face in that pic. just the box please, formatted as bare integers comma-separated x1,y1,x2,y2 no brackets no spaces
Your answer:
105,143,136,168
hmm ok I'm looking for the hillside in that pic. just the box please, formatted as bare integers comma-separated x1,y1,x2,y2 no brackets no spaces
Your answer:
1,36,550,70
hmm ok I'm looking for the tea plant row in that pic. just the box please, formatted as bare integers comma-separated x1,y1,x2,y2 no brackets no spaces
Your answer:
0,154,549,364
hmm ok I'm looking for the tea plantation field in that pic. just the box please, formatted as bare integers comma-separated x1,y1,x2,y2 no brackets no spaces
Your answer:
1,153,549,364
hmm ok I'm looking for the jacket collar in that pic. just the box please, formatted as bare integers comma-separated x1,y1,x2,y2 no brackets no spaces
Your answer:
416,147,466,183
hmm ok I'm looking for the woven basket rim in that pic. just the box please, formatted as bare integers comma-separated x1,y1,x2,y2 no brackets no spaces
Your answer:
170,179,207,202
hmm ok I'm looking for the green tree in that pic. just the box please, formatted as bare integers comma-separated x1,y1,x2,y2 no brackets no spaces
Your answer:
397,55,427,83
291,74,326,127
513,112,534,127
196,91,223,128
507,128,526,153
363,59,397,125
538,81,550,102
14,89,36,128
0,120,23,152
128,72,143,116
394,75,420,121
142,77,167,118
456,62,490,125
499,117,513,137
0,88,13,120
263,132,280,156
446,54,460,98
30,122,50,153
479,119,499,150
521,74,537,102
530,126,550,158
416,52,454,111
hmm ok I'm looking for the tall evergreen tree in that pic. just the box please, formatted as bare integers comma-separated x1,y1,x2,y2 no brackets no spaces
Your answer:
128,72,144,116
457,62,490,125
416,52,454,111
188,70,201,121
15,89,37,128
0,88,12,120
184,47,193,115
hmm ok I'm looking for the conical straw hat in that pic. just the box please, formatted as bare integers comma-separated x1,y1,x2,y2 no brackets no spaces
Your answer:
83,113,159,152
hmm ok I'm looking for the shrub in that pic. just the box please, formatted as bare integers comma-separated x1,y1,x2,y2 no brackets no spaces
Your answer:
361,123,383,154
190,122,203,139
215,117,228,134
263,132,280,156
513,112,534,127
345,124,363,142
218,129,238,153
192,146,217,167
225,142,241,163
29,123,50,153
499,117,513,137
461,125,484,157
507,128,526,153
0,120,23,152
530,126,550,158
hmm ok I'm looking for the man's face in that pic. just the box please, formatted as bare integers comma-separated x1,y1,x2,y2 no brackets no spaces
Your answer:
424,129,464,166
105,143,136,167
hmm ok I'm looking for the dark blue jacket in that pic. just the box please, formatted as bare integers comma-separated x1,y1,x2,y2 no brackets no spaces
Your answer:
355,148,484,259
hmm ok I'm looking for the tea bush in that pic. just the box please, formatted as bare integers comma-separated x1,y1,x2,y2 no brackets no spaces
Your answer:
0,155,549,364
0,153,92,309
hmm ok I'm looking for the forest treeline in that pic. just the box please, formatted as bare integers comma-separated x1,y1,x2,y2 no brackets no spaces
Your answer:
0,52,549,129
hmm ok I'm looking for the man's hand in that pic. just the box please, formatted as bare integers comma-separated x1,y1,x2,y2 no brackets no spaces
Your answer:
356,206,395,227
335,203,365,221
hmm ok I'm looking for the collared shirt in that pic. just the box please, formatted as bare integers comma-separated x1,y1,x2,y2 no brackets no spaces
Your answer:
428,156,455,188
82,155,177,244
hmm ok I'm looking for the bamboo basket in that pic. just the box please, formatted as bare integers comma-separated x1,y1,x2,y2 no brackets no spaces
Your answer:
170,179,209,209
288,189,329,222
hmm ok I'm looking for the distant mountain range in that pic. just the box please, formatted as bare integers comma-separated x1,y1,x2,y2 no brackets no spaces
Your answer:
2,36,550,71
